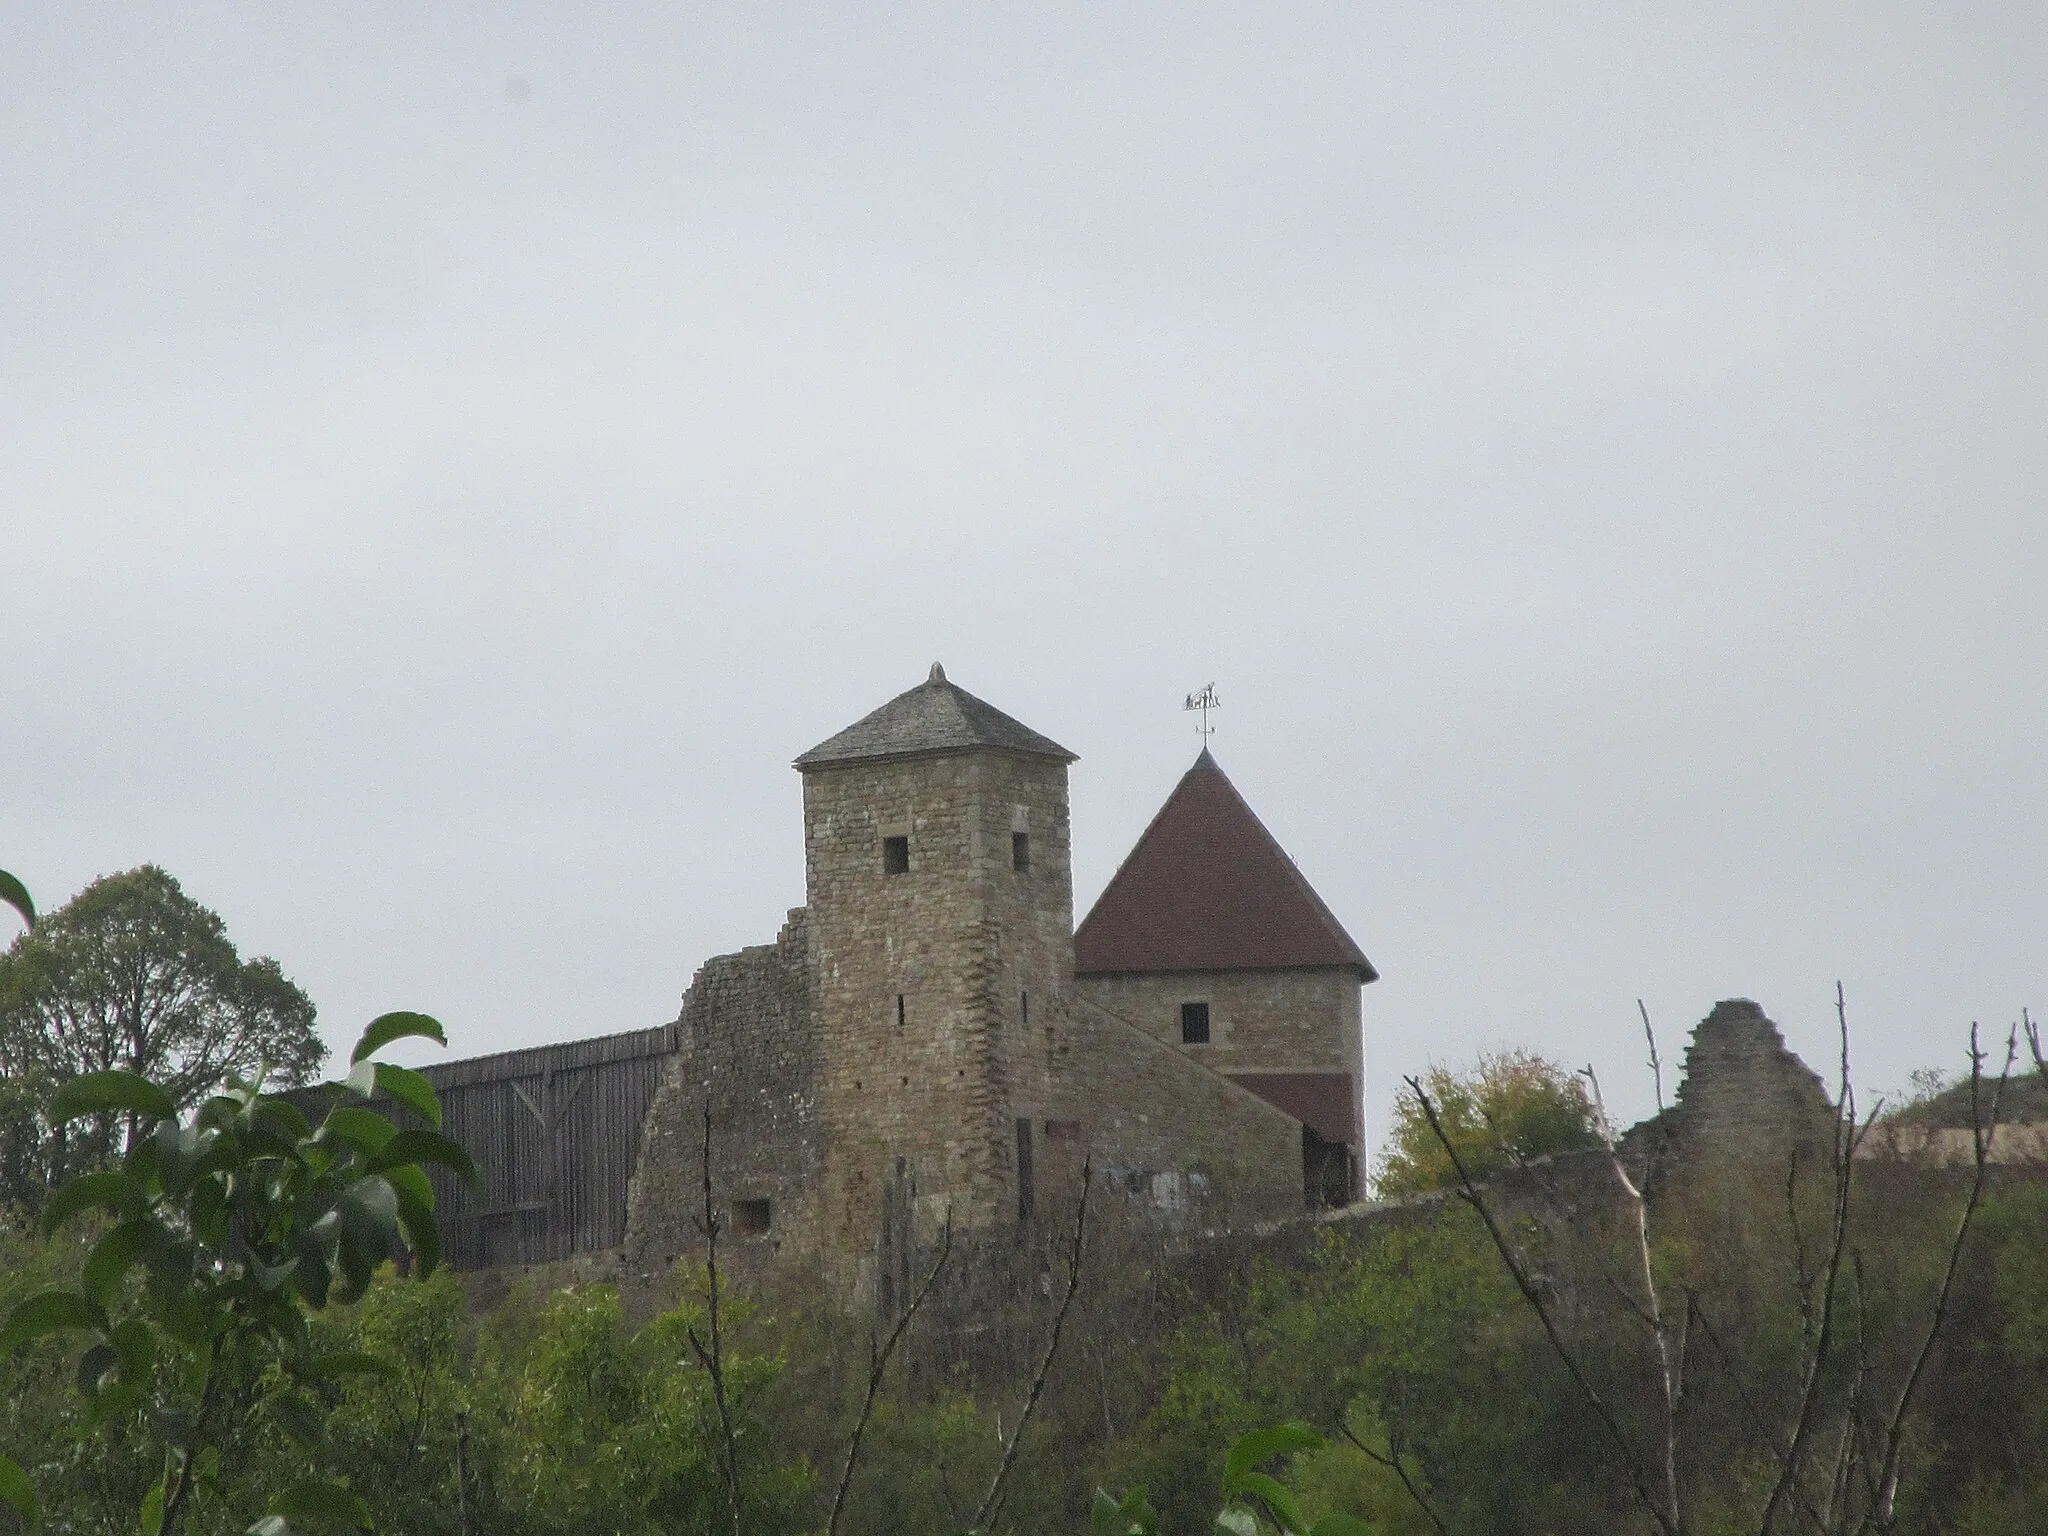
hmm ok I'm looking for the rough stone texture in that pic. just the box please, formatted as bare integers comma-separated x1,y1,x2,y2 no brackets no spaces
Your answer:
801,746,1080,1290
1054,994,1306,1221
1621,998,1837,1195
620,910,823,1291
1074,967,1363,1143
795,663,1075,768
429,674,1359,1301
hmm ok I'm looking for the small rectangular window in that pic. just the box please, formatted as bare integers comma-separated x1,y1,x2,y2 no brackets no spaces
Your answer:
1012,831,1030,871
1180,1001,1211,1045
1020,990,1028,1025
896,994,906,1028
1016,1118,1035,1221
734,1198,771,1237
882,835,910,874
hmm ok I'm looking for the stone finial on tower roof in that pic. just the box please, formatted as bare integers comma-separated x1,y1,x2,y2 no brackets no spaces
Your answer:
795,666,1075,770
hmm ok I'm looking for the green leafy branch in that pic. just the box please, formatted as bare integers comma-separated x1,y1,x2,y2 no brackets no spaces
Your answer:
0,985,475,1536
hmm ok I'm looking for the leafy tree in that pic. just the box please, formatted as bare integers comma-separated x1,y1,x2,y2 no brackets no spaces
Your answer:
476,1278,811,1536
1374,1050,1601,1197
0,865,324,1206
0,1009,473,1536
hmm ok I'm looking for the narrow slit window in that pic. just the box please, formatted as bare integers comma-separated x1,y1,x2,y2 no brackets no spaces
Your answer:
1011,831,1030,871
1180,1001,1211,1045
1016,1118,1035,1221
1020,990,1029,1025
896,994,906,1028
882,835,910,875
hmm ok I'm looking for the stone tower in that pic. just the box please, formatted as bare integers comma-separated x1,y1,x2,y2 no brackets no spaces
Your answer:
794,664,1078,1282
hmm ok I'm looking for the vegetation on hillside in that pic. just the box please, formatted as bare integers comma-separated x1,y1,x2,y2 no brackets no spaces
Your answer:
2,866,2043,1534
1373,1049,1603,1196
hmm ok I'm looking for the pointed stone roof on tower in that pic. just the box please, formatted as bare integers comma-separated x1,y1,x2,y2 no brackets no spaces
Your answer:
795,663,1078,771
1074,749,1376,980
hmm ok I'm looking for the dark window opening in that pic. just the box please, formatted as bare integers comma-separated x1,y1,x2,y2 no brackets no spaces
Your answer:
735,1198,772,1236
896,994,906,1028
1016,1118,1035,1221
1303,1129,1353,1209
1044,1119,1081,1143
1180,1001,1211,1045
1012,831,1030,871
1020,990,1028,1025
882,835,910,874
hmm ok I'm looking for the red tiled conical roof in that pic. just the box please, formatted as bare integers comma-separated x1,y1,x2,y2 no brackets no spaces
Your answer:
1074,750,1375,980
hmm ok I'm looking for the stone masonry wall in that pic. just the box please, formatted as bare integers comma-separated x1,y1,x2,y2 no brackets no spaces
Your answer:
802,750,1075,1292
1621,998,1837,1198
1074,967,1364,1142
619,910,822,1292
1052,994,1306,1223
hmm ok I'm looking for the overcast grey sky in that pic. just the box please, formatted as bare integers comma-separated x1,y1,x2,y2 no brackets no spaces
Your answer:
4,6,2042,1150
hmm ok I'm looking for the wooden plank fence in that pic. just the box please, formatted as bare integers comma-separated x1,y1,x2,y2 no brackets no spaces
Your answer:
313,1024,677,1271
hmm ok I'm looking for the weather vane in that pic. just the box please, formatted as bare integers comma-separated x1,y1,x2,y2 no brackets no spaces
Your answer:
1183,682,1220,739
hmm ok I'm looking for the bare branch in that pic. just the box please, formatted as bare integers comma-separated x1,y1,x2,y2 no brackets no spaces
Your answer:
1685,1296,1837,1532
1869,1023,2016,1529
971,1159,1092,1535
1823,1250,1876,1533
1640,999,1665,1115
2025,1007,2043,1087
687,1095,744,1536
1586,1063,1682,1536
1787,1148,1818,1354
454,1410,473,1536
826,1210,954,1536
1340,1419,1450,1536
1404,1074,1677,1536
1759,981,1869,1535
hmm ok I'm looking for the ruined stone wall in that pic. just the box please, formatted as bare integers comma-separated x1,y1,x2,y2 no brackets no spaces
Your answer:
619,910,823,1294
1074,967,1363,1141
801,750,1075,1286
1622,999,1836,1194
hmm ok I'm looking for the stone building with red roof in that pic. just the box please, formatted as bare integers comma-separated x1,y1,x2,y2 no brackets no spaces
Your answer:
407,666,1376,1298
1074,748,1377,1205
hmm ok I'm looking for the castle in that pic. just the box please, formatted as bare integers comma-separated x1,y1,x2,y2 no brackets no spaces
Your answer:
417,665,1376,1296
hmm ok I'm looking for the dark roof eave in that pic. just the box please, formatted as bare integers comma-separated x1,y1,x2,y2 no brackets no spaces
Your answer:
795,742,1078,772
1076,957,1379,984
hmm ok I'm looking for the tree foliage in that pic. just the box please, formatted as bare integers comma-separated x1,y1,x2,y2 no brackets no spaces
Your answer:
1374,1050,1601,1197
0,1009,467,1536
0,866,324,1207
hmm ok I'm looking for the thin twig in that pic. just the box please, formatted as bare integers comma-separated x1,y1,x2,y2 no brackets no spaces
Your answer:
1685,1298,1832,1533
826,1210,954,1536
1405,1075,1677,1536
1339,1420,1450,1536
1640,999,1665,1115
971,1160,1091,1535
1787,1147,1818,1354
1759,982,1877,1535
1585,1064,1682,1536
1868,1023,2015,1530
455,1409,472,1536
685,1096,744,1536
1821,1251,1873,1534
